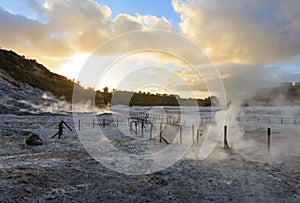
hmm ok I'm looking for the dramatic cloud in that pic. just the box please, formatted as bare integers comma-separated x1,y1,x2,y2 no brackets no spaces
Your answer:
1,0,299,99
173,0,300,65
170,0,300,102
0,0,174,70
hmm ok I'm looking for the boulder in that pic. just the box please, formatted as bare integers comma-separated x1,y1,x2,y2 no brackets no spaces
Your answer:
26,133,43,145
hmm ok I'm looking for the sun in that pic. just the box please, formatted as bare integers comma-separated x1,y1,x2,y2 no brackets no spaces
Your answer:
57,52,116,91
58,52,91,82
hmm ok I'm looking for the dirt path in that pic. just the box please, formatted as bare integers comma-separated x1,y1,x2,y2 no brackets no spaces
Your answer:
0,136,299,202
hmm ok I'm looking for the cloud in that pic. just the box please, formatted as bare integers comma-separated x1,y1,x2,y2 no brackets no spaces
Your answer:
0,10,68,68
136,15,173,30
1,0,299,100
173,0,300,65
0,0,174,70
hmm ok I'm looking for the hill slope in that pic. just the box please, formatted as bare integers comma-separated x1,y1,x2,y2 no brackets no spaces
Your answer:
0,49,82,101
0,49,112,115
0,49,218,115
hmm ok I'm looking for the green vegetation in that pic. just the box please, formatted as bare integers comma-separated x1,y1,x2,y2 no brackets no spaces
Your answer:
111,90,218,106
0,48,218,107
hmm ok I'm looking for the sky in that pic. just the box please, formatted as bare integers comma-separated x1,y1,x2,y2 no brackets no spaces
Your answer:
0,0,300,101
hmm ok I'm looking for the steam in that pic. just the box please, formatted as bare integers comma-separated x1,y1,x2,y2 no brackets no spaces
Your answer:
181,62,300,164
20,93,110,115
208,101,300,164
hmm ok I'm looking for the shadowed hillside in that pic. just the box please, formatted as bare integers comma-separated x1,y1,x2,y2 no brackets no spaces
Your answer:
0,49,111,114
0,49,93,102
0,48,217,115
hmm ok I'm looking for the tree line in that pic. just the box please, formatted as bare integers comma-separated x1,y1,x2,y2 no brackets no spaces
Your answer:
0,48,219,108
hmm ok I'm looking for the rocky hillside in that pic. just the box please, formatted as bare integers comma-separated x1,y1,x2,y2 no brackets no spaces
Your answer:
0,49,219,114
0,49,112,115
0,50,75,100
0,69,58,115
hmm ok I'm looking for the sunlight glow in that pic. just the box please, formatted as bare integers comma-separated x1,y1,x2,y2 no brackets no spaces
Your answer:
58,52,91,82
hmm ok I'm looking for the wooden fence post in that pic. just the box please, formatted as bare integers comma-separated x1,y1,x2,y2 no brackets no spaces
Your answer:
159,123,162,143
130,121,132,133
267,128,271,153
224,125,229,149
150,123,153,140
135,121,137,133
141,121,144,137
192,125,195,144
180,126,182,144
197,129,202,143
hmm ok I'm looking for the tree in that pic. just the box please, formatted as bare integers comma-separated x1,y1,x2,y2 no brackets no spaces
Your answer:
103,87,109,93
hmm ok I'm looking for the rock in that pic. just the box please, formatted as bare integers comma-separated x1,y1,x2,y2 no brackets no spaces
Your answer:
147,176,168,186
25,133,43,145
